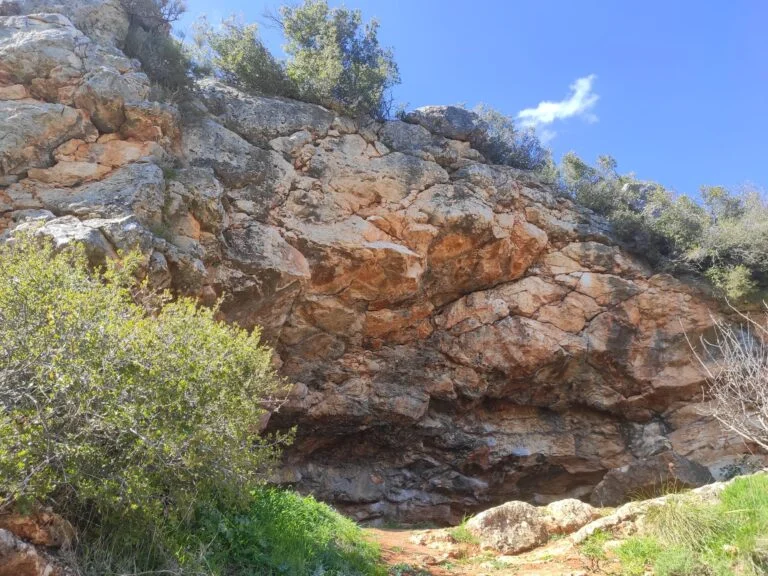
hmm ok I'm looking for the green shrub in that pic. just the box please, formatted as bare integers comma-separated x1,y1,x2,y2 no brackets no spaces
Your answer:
0,235,289,571
278,0,400,118
121,0,185,31
193,486,384,576
195,18,299,98
559,152,768,300
472,104,551,171
124,24,192,94
121,0,192,95
705,264,758,301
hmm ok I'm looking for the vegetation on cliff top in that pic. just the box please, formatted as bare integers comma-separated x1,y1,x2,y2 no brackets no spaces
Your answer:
126,0,768,302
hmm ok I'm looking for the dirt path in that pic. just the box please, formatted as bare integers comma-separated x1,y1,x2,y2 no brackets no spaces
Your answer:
366,527,601,575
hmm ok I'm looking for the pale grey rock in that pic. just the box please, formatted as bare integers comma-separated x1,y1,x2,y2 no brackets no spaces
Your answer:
73,68,150,132
378,119,459,165
404,105,487,141
541,499,601,534
13,214,115,262
36,162,165,224
4,0,129,46
84,214,153,252
197,78,335,146
0,12,138,103
0,100,96,176
182,116,295,192
0,13,84,86
305,134,449,207
10,208,54,222
169,167,225,232
467,500,548,554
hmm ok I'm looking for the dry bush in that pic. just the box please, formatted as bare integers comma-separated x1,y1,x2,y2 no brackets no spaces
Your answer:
692,306,768,452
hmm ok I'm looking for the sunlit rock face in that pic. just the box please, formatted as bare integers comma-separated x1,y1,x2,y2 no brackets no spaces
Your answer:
1,0,759,525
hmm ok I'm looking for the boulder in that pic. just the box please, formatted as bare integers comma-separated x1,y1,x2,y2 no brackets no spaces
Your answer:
541,499,601,534
404,105,487,142
591,451,715,507
466,501,548,554
12,214,115,262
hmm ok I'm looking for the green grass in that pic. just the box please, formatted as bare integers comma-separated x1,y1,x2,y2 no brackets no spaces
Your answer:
580,528,611,561
193,486,385,576
616,473,768,576
448,517,480,545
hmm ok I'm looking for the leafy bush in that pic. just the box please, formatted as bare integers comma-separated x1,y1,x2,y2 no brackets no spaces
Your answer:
121,0,185,31
124,24,192,94
472,104,551,171
277,0,400,118
193,486,384,576
0,235,289,571
194,18,299,98
121,0,192,95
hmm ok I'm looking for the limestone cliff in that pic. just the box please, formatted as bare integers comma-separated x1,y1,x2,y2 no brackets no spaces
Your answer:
0,1,758,525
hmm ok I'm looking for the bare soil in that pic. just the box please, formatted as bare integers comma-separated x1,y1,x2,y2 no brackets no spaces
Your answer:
367,526,613,575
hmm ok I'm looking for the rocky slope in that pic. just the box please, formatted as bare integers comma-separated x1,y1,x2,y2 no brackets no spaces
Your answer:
0,0,761,525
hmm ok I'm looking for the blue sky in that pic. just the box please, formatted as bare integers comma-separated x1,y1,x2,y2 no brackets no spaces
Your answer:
176,0,768,197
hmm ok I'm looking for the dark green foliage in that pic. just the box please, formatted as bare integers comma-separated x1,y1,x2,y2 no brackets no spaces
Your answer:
0,236,290,573
121,0,185,31
121,0,193,95
192,487,384,575
124,25,192,94
195,19,299,98
473,104,551,171
199,0,401,117
279,0,400,118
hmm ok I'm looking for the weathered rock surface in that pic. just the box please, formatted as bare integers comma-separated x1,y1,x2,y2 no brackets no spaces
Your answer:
466,497,599,554
1,1,762,526
590,451,714,506
0,509,74,576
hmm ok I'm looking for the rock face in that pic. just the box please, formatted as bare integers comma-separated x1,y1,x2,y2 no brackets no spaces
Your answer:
0,509,75,576
1,0,762,526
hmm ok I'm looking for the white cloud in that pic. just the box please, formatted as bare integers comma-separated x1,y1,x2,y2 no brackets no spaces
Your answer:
517,75,599,130
539,129,557,144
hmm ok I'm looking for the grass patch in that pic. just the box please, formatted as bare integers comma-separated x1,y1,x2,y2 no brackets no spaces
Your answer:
616,473,768,576
193,486,385,576
580,528,611,561
448,517,479,545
